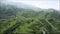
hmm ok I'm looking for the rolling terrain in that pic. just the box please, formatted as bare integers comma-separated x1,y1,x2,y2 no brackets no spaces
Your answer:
0,2,60,34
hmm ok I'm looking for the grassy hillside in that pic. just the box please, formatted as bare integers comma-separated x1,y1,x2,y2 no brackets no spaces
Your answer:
0,4,60,34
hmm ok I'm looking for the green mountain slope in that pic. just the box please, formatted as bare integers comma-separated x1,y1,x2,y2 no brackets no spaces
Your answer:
0,3,60,34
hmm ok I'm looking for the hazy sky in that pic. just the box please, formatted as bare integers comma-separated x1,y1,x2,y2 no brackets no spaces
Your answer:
2,0,60,10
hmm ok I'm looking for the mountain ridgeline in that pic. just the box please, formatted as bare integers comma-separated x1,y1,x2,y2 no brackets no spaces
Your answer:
0,2,60,34
0,3,60,21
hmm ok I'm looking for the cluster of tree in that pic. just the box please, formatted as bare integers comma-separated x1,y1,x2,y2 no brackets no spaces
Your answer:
0,3,60,34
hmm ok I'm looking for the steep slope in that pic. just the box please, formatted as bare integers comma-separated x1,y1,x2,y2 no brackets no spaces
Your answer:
3,22,21,34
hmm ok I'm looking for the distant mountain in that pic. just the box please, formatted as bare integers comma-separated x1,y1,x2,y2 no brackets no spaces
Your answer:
1,1,42,11
11,2,42,11
1,1,59,12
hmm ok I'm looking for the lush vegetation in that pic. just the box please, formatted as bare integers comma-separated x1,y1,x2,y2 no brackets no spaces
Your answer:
0,3,60,34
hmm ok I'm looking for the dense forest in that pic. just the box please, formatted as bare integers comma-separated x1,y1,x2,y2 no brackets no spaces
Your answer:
0,1,60,34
